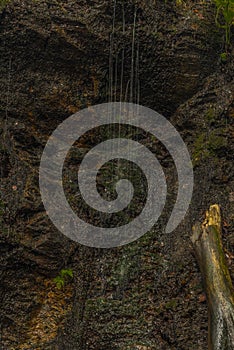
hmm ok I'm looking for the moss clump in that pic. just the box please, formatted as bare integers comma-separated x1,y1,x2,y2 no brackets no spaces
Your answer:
53,268,73,289
0,0,10,10
165,299,178,310
193,133,210,165
193,129,227,165
208,131,227,152
206,108,217,125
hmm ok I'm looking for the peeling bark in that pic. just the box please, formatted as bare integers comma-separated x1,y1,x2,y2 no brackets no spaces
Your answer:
191,204,234,350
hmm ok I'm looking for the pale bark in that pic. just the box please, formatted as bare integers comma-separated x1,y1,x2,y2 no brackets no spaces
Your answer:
191,204,234,350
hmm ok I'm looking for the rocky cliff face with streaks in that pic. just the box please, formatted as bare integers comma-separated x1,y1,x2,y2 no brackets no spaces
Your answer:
0,0,233,349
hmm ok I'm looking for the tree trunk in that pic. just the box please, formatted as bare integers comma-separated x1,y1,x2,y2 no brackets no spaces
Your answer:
191,204,234,350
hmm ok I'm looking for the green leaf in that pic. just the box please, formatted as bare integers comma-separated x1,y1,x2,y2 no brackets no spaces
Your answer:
53,276,65,289
60,268,73,278
220,52,228,61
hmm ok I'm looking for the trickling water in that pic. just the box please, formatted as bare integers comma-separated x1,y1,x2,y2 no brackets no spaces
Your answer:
124,79,130,102
108,0,116,104
120,0,125,105
114,53,118,103
107,0,117,169
130,6,137,103
108,1,140,105
136,39,140,106
105,1,141,224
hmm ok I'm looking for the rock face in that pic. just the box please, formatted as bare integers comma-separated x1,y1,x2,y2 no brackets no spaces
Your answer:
0,0,233,349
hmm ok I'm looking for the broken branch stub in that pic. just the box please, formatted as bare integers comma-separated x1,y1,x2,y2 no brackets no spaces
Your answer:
191,204,234,350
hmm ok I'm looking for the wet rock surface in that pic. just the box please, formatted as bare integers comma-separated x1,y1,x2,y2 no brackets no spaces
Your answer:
0,0,233,349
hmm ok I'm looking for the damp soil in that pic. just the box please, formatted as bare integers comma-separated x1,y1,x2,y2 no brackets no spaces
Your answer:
0,1,234,349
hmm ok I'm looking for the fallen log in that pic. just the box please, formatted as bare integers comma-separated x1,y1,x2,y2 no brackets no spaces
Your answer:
191,204,234,350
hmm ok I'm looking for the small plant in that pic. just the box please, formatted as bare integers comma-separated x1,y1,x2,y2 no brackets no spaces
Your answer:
220,51,228,61
213,0,234,44
53,268,73,289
